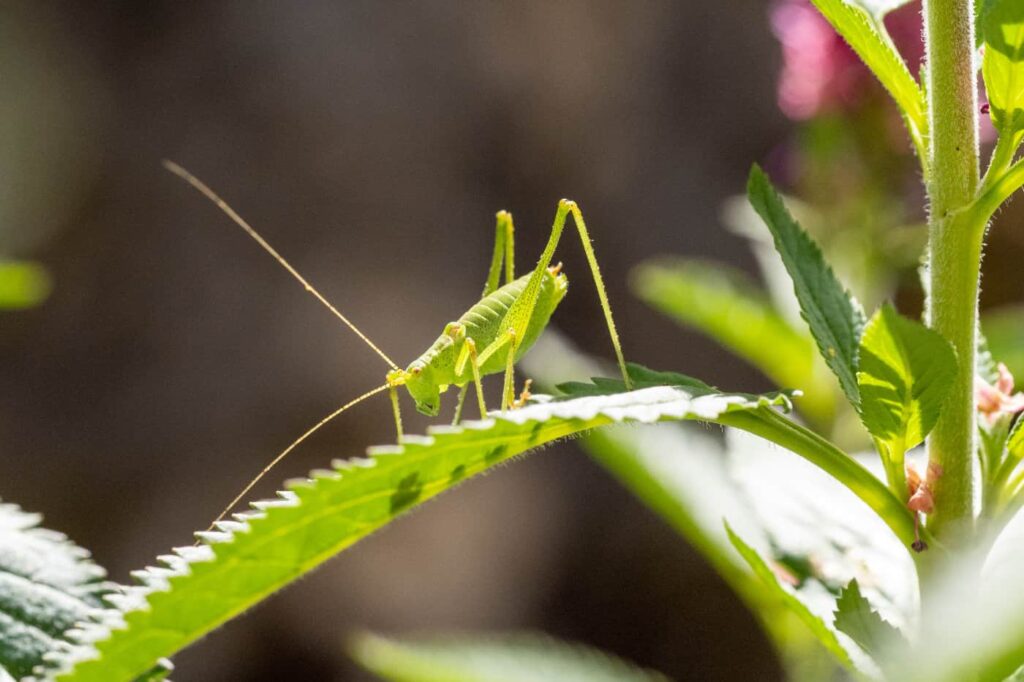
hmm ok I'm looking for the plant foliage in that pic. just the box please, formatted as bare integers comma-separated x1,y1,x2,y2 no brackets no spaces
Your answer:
747,165,867,406
0,502,109,680
52,365,793,681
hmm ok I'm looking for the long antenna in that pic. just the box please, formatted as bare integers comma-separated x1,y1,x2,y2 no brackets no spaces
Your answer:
204,382,391,533
163,160,399,371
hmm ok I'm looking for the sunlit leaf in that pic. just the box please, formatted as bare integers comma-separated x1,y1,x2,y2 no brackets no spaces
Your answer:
747,165,867,407
982,0,1024,134
857,303,957,453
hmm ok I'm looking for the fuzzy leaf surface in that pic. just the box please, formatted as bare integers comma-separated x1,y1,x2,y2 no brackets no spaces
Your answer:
983,0,1024,134
857,303,957,452
0,501,112,681
349,632,669,682
54,364,792,682
747,166,867,406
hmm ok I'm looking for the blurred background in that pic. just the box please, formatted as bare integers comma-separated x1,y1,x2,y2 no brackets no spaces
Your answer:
2,2,1022,680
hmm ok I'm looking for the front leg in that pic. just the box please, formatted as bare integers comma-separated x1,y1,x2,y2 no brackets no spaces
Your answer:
501,328,517,411
451,324,488,420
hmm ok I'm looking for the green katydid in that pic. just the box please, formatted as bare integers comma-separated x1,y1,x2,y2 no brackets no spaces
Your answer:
163,161,632,529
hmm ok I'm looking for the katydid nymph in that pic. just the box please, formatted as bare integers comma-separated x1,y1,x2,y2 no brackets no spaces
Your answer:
163,161,632,530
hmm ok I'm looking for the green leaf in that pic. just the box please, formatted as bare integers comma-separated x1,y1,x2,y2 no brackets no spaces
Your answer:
53,366,793,681
0,261,51,310
631,259,835,423
834,579,905,659
747,166,867,407
0,501,112,680
1008,417,1024,458
809,0,928,152
983,0,1024,134
725,525,862,672
349,632,669,682
983,305,1024,382
857,303,957,453
978,0,999,47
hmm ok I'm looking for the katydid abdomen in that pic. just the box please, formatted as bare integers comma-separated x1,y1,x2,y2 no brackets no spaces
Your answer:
402,267,567,415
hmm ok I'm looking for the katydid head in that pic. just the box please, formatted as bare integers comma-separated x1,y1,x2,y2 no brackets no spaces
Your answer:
392,364,442,417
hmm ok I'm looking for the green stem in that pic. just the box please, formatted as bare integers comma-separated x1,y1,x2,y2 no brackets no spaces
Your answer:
977,156,1024,218
718,408,930,553
923,0,982,545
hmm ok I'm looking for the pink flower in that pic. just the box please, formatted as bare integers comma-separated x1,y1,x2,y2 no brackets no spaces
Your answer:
976,363,1024,424
771,0,924,120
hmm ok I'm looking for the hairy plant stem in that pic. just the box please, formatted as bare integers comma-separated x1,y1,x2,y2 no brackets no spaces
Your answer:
923,0,982,547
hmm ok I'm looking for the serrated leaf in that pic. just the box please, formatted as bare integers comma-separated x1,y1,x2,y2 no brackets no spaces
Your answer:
631,259,834,423
1008,417,1024,458
349,632,669,682
809,0,928,150
0,501,112,681
747,166,867,406
983,0,1024,134
857,304,957,454
725,525,860,672
54,365,794,682
834,579,905,659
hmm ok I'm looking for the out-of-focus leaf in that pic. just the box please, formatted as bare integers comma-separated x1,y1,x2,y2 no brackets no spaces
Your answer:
857,303,957,454
726,429,917,628
887,515,1024,681
833,579,905,659
983,306,1024,381
983,0,1024,134
0,260,51,310
747,166,867,407
349,632,669,682
631,259,834,424
726,526,870,674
